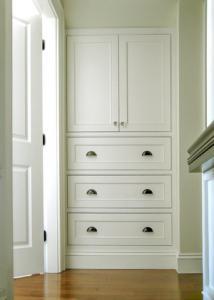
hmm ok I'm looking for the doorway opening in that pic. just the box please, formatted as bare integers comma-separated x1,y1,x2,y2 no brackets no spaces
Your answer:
12,0,64,277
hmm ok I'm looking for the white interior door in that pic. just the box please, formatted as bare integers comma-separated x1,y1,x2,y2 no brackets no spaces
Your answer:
12,4,43,277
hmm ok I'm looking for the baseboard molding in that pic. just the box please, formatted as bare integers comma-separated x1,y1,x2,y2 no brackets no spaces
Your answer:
177,253,202,273
66,252,177,269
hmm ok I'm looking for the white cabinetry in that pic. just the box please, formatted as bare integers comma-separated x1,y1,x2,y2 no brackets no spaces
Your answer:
67,35,119,132
66,29,177,269
119,34,171,132
67,32,171,132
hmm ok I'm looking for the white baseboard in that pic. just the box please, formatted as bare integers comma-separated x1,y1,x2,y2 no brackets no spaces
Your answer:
177,253,202,273
66,252,177,269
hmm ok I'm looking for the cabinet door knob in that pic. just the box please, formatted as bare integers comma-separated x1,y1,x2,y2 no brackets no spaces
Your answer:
87,226,97,233
142,227,153,233
86,151,97,157
120,121,125,126
87,189,97,196
142,151,153,157
113,121,118,126
142,189,153,195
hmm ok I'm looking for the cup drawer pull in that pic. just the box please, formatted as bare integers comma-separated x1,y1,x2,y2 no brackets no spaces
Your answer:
142,189,153,195
142,151,153,156
142,227,154,233
87,189,97,196
87,226,98,233
86,151,97,157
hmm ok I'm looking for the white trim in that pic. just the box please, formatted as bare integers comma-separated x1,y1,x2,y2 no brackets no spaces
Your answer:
177,253,202,274
66,28,176,36
66,253,177,269
35,0,65,273
0,0,13,298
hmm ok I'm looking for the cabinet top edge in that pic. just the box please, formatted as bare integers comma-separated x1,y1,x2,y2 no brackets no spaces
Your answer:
66,28,177,36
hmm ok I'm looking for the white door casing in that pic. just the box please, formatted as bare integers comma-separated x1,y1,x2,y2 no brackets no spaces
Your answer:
12,10,43,277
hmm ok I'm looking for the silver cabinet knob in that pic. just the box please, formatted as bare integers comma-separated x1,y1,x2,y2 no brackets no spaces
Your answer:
113,121,118,126
120,121,125,126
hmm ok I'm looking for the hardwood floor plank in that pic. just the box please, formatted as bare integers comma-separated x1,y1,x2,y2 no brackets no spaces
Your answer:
14,270,202,300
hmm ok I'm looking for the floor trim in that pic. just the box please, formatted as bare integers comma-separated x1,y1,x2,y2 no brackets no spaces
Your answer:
66,253,177,269
177,253,202,273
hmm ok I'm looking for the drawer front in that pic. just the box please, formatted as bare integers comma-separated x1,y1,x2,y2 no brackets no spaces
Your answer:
68,176,172,208
67,137,171,170
68,213,172,246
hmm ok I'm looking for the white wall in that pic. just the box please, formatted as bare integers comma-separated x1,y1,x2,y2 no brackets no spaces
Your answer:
179,0,205,254
61,0,205,258
61,0,178,28
0,0,13,298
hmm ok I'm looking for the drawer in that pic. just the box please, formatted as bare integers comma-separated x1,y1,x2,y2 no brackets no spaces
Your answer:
68,213,172,246
68,175,172,208
67,137,171,170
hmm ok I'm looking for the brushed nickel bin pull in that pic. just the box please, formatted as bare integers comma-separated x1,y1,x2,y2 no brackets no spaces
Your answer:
142,227,154,233
142,189,153,195
87,189,97,195
142,151,153,156
86,151,97,157
87,227,98,233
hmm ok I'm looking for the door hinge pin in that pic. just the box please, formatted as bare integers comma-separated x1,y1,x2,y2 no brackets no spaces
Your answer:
42,39,45,51
43,134,46,146
44,230,47,242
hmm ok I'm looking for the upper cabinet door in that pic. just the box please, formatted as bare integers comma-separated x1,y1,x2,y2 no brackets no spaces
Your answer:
67,35,119,132
119,34,171,132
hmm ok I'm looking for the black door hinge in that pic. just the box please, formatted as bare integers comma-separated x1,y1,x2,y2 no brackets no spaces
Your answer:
43,134,46,146
44,230,47,242
42,39,45,51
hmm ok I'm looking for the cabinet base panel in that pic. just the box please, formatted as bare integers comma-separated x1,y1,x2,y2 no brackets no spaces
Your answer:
66,253,177,269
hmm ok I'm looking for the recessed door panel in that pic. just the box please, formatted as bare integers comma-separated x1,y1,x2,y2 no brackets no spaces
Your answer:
67,35,119,132
119,34,171,132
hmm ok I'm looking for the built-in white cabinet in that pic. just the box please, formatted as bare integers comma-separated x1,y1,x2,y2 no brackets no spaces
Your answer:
66,29,177,269
67,33,171,132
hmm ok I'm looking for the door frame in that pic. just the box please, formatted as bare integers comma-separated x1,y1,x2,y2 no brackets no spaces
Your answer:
36,0,66,273
0,0,13,298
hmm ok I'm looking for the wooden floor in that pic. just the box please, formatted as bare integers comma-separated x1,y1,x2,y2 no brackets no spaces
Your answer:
14,270,202,300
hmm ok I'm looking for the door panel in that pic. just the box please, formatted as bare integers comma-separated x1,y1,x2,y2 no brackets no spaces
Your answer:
67,35,119,132
12,12,43,277
119,34,171,132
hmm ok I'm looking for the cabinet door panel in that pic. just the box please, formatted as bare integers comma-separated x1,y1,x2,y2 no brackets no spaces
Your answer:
119,34,171,132
67,35,119,132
